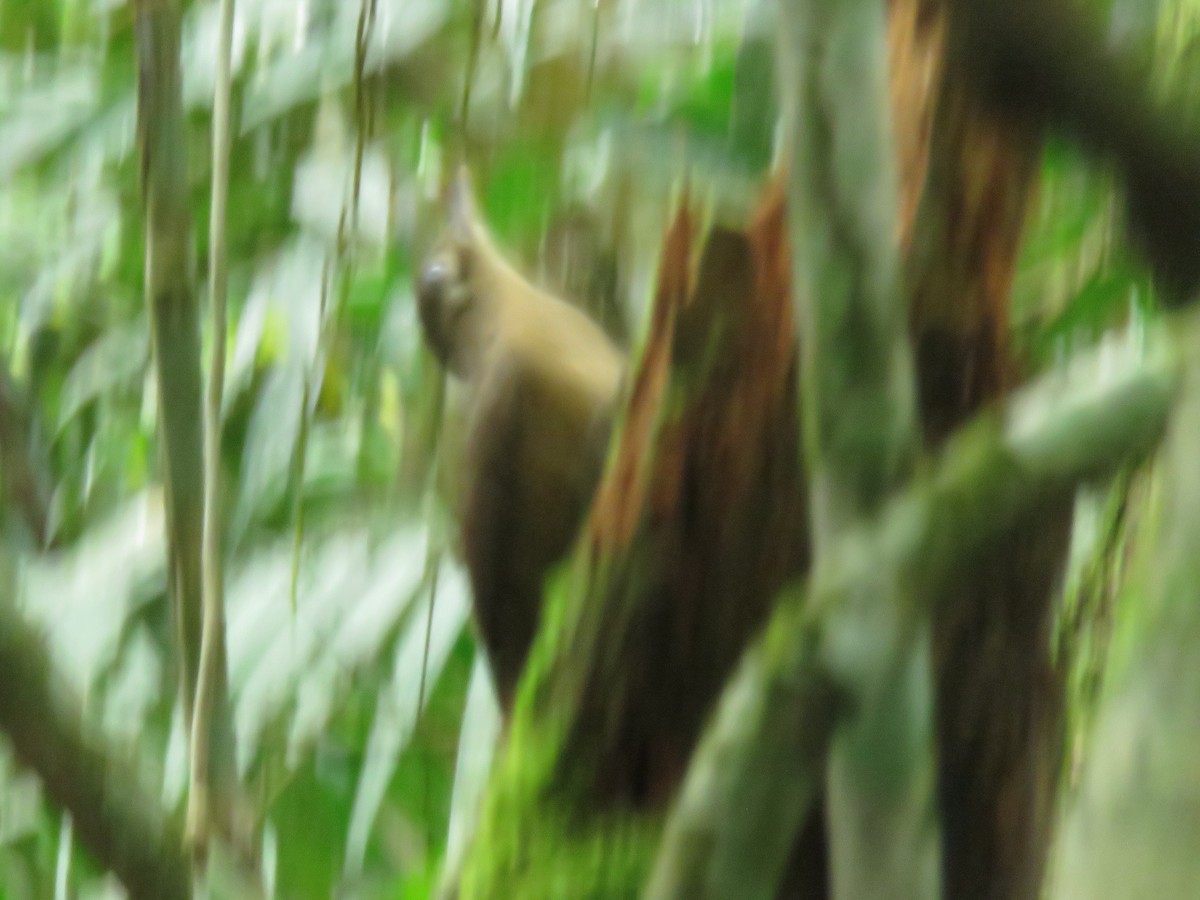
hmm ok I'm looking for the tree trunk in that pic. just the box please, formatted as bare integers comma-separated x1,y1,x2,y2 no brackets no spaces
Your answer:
892,1,1073,895
457,3,1075,897
458,183,811,898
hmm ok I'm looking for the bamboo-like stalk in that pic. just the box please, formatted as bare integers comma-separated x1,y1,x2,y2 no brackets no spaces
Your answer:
134,0,206,735
134,0,239,859
187,0,238,856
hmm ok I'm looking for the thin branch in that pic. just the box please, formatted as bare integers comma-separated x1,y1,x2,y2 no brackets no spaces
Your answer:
288,0,378,608
0,598,190,900
350,0,379,230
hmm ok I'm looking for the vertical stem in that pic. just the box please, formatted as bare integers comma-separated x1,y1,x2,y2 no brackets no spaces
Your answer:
351,0,378,228
134,0,205,731
289,0,377,607
188,0,237,854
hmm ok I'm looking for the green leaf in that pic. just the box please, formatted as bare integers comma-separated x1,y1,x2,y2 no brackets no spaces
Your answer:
56,321,148,434
343,558,470,878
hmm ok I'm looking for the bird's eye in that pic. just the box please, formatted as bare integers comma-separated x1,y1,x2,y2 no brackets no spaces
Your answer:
418,258,452,304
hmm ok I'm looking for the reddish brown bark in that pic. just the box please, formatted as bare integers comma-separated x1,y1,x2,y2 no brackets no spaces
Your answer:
564,189,809,810
890,1,1073,896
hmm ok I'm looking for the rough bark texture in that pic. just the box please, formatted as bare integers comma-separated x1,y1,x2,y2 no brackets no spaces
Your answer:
458,0,1200,893
569,186,809,808
457,185,812,898
892,1,1073,895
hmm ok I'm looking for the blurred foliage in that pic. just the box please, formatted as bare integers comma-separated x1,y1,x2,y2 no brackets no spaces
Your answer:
0,0,1196,896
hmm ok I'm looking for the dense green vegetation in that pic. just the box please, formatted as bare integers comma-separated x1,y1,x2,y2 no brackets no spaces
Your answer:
1,0,1199,897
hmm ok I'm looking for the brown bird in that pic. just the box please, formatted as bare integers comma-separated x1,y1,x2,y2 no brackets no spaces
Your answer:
415,170,624,710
